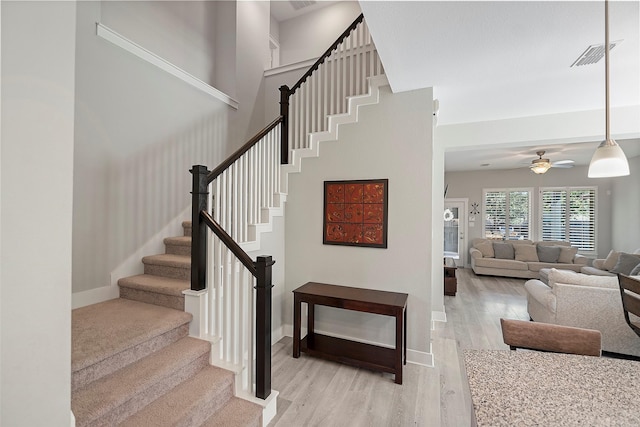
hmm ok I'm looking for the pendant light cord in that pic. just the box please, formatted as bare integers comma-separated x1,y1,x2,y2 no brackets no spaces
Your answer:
605,0,611,142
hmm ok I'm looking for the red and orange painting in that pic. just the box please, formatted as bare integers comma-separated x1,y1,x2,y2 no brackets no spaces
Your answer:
323,179,388,248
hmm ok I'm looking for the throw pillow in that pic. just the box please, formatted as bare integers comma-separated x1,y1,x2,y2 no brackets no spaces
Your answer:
474,241,494,258
514,244,538,262
493,242,515,260
610,253,640,275
603,250,621,271
630,263,640,276
537,245,561,263
558,246,578,264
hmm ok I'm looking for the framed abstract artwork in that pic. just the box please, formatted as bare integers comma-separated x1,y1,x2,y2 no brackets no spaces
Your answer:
323,179,388,248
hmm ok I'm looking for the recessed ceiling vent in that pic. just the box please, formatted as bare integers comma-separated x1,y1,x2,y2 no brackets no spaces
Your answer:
290,0,316,11
571,40,622,67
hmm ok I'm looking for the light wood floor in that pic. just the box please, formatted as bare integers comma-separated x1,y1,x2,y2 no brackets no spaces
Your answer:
268,268,529,427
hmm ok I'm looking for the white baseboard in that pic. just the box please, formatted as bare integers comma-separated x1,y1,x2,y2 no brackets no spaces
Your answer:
72,284,119,309
72,207,190,309
110,207,190,288
432,310,447,328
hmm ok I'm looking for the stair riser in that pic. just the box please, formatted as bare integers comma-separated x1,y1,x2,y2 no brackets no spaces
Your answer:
144,264,190,281
72,323,190,392
165,243,191,256
80,353,211,427
120,287,185,311
183,225,192,237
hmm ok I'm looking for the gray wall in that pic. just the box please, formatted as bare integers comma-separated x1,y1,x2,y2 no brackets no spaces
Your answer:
612,155,640,253
72,1,272,294
1,2,76,424
445,161,640,257
284,86,434,360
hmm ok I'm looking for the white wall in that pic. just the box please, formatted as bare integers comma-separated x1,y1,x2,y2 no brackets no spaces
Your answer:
278,1,361,66
444,165,616,260
1,1,76,424
612,155,640,253
284,85,433,362
73,1,235,294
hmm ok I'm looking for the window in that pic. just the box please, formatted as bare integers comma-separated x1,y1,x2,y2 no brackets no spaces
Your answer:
484,189,531,240
540,187,596,252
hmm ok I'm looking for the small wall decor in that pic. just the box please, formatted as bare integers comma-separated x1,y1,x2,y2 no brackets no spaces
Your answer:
323,179,388,248
470,202,480,215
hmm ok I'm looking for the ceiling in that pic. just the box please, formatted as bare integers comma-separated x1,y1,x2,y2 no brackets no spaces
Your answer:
272,1,640,172
357,1,640,172
271,0,342,22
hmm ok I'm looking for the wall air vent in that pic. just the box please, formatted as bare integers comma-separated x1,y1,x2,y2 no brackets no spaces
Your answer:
290,1,317,11
571,40,622,67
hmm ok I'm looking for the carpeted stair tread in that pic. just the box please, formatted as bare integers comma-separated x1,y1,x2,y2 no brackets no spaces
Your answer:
72,298,191,374
142,253,191,268
118,365,235,427
200,397,262,427
118,274,189,297
72,337,211,426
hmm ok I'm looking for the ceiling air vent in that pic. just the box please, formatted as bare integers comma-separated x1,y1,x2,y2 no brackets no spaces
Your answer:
571,40,622,67
290,0,316,11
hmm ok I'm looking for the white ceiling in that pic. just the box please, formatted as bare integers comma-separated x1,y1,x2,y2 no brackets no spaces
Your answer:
271,0,342,22
357,1,640,171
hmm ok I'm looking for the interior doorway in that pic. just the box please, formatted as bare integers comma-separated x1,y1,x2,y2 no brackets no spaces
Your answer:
444,198,468,267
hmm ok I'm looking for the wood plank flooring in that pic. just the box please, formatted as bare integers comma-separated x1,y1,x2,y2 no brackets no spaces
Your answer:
268,268,528,427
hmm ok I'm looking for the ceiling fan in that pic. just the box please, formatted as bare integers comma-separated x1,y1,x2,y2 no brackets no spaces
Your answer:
530,150,574,174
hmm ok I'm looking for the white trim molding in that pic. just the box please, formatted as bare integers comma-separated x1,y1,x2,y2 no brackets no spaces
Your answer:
96,23,239,110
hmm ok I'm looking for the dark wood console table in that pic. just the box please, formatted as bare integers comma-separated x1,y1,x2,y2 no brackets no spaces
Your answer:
292,282,408,384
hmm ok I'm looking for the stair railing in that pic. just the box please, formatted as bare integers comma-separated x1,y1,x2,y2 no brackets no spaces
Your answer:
190,116,282,400
189,12,385,403
279,13,384,164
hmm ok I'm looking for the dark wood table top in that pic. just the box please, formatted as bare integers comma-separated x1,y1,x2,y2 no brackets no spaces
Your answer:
293,282,408,309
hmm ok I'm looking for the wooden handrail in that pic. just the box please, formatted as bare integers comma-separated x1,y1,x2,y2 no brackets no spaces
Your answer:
200,210,258,276
289,13,364,94
207,116,283,183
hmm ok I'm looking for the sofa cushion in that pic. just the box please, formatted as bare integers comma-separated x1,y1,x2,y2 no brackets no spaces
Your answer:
580,266,616,277
557,246,578,264
474,241,494,258
528,262,582,273
474,257,528,270
493,242,514,259
631,263,640,276
514,244,538,262
610,253,640,275
548,268,618,290
537,245,561,263
603,250,621,271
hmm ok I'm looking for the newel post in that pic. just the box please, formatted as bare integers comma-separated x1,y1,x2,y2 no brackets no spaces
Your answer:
279,85,290,165
190,165,209,291
255,255,275,399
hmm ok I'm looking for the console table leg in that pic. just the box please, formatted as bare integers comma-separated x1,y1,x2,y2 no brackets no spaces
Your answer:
307,303,315,347
395,311,403,384
293,295,301,358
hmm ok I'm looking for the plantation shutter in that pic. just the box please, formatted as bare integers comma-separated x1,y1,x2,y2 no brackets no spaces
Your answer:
484,191,506,239
484,189,531,240
540,188,596,252
569,189,596,252
541,190,567,241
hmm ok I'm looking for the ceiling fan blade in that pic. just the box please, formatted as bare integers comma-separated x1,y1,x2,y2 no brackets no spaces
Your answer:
552,159,575,166
551,163,574,169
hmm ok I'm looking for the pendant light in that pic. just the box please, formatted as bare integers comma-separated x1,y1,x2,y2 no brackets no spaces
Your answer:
588,0,630,178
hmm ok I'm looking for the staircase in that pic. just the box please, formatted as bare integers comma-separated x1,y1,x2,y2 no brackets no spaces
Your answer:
72,221,262,427
72,13,386,427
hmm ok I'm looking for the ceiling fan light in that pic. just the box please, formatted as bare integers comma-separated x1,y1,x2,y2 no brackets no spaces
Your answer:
531,161,551,174
588,139,630,178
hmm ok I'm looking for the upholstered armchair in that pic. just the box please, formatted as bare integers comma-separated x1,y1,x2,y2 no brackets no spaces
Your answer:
525,268,640,357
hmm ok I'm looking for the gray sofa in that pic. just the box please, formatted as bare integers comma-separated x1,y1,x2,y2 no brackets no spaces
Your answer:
470,238,588,279
525,268,640,357
580,249,640,276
